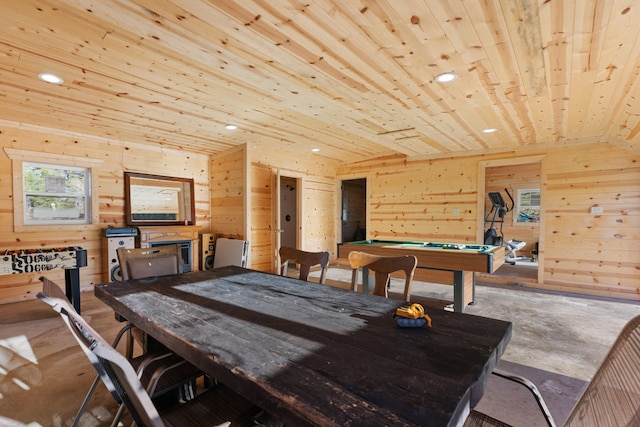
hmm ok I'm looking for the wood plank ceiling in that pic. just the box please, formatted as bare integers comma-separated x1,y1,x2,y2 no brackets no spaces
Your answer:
1,0,639,163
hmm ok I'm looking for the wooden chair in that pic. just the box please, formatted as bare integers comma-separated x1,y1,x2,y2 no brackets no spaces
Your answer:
37,278,262,427
38,277,202,427
348,251,417,300
465,314,640,427
116,244,182,357
279,246,330,284
117,244,182,281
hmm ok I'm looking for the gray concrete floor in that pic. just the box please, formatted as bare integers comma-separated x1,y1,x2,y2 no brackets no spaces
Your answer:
0,265,638,426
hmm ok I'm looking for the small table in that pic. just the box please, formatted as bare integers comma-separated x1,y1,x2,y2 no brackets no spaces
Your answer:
95,266,512,427
339,240,505,312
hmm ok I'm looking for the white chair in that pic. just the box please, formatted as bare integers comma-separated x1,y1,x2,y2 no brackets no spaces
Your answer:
37,277,262,427
38,277,201,427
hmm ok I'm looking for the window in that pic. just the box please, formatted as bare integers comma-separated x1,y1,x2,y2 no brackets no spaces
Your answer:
23,163,90,225
5,148,102,232
516,189,540,223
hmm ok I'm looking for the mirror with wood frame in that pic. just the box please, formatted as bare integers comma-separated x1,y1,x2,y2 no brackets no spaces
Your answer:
124,172,195,226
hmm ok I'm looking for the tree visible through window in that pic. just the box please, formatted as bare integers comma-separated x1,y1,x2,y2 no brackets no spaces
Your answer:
23,162,90,225
516,189,540,223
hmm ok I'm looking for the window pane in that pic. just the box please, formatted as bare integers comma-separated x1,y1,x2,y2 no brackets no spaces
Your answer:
26,195,86,221
24,165,86,194
23,163,90,225
517,189,540,223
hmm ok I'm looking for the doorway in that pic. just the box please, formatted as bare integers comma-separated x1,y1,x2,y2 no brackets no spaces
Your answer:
280,176,298,250
478,156,545,284
341,178,367,242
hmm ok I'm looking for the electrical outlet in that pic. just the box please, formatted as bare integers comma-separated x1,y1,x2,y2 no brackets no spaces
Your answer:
590,206,604,214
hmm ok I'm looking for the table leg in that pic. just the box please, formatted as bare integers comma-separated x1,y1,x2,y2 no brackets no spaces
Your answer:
64,267,81,314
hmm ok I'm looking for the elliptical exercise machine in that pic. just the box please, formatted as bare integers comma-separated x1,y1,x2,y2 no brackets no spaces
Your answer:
484,190,511,246
484,189,533,264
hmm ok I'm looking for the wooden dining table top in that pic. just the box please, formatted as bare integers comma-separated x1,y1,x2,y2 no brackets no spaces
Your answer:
94,266,512,427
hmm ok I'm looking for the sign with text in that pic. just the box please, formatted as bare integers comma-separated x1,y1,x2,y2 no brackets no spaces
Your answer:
0,247,83,275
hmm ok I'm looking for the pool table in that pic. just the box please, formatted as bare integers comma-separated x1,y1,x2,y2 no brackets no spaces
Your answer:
338,240,505,312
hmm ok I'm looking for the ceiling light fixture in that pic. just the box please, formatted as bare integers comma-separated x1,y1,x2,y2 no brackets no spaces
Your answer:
224,124,238,130
311,148,320,152
38,73,64,84
482,128,498,133
434,72,458,83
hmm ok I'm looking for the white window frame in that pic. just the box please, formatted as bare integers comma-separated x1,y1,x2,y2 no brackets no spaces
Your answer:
5,148,102,232
515,188,540,224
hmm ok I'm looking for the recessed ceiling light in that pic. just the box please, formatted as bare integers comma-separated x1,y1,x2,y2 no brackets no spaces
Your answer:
38,73,64,84
311,148,320,152
434,72,458,83
224,124,238,130
482,128,498,133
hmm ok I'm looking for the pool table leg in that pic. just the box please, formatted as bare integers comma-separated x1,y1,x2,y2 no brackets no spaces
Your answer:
453,271,463,312
453,271,476,313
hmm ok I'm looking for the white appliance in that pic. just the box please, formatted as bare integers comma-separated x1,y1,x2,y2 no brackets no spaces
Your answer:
213,238,250,268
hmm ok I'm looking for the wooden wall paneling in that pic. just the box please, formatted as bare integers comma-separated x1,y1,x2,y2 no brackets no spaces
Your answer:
210,146,247,240
302,177,335,253
0,126,210,303
98,169,128,226
339,143,639,301
543,144,639,297
246,143,339,260
365,157,479,242
250,162,274,272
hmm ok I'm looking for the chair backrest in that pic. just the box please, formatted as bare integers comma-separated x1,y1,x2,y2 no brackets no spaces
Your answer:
37,277,122,404
37,278,163,426
279,246,330,284
117,244,181,281
563,315,640,427
348,251,417,300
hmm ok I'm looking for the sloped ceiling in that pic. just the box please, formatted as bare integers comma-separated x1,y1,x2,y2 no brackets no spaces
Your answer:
1,0,639,163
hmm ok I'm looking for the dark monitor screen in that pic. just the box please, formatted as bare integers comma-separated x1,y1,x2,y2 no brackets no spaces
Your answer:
488,192,505,208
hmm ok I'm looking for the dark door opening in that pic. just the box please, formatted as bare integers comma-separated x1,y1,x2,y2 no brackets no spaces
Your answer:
341,178,366,242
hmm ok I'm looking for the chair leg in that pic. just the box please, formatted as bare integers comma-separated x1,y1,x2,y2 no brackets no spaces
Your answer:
125,326,134,358
72,322,134,426
71,375,100,427
491,369,556,427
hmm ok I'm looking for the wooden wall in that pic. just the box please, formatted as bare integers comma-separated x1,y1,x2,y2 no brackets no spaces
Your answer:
337,143,640,301
544,144,639,299
0,125,210,303
249,162,274,272
338,154,480,242
247,142,338,262
209,143,339,274
2,126,636,304
210,145,248,241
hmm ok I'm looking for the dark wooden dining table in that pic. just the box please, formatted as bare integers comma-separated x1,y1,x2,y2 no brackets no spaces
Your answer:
94,266,512,427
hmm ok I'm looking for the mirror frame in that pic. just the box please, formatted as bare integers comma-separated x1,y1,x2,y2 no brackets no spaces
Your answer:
124,172,195,226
